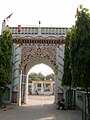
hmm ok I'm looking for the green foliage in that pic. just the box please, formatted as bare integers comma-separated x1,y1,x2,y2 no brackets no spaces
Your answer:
0,30,13,87
28,73,55,82
63,6,90,88
71,6,90,88
28,72,45,81
62,31,72,86
45,73,55,80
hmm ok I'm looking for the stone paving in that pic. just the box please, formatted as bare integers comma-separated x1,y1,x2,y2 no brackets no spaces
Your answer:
0,95,82,120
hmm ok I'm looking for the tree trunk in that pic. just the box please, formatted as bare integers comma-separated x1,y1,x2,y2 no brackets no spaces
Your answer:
86,88,90,120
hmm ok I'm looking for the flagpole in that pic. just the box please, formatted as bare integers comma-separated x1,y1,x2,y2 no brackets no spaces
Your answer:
39,21,41,27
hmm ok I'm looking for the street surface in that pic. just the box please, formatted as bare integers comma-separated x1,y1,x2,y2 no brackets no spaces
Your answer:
0,95,82,120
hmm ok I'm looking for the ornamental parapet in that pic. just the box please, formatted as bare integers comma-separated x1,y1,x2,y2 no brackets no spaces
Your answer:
7,26,69,45
8,26,69,37
13,36,65,45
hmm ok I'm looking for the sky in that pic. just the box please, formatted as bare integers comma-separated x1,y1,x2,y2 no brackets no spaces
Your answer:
29,64,54,76
0,0,90,75
0,0,90,30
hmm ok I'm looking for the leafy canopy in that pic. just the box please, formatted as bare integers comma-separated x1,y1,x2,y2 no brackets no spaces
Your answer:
62,6,90,88
0,30,13,87
28,72,55,82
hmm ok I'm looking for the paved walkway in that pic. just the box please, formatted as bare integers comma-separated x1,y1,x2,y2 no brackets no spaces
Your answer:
0,95,82,120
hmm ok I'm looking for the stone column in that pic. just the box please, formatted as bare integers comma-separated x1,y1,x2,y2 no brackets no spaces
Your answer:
41,82,44,94
32,82,34,94
24,74,28,104
18,69,22,106
12,43,21,104
55,44,64,103
50,82,53,92
36,83,38,91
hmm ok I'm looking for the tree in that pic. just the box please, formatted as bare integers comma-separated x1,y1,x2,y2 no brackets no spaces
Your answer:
62,29,75,109
38,73,46,80
63,6,90,89
70,6,90,88
62,30,72,86
28,72,55,82
62,6,90,111
45,73,55,80
0,30,13,87
28,72,45,81
72,6,90,114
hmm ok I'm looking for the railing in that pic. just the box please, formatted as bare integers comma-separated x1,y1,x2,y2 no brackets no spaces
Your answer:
41,27,68,35
9,27,38,34
8,27,69,35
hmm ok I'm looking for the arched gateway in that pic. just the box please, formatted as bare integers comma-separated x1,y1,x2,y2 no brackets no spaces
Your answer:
2,21,69,106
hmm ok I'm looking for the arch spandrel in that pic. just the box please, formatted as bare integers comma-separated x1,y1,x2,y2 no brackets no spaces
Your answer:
23,57,56,74
21,46,57,73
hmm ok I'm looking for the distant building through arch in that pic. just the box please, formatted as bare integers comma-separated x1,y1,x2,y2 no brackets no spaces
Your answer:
28,80,55,95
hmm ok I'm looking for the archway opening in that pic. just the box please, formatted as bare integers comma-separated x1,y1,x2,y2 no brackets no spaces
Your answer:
27,63,55,105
